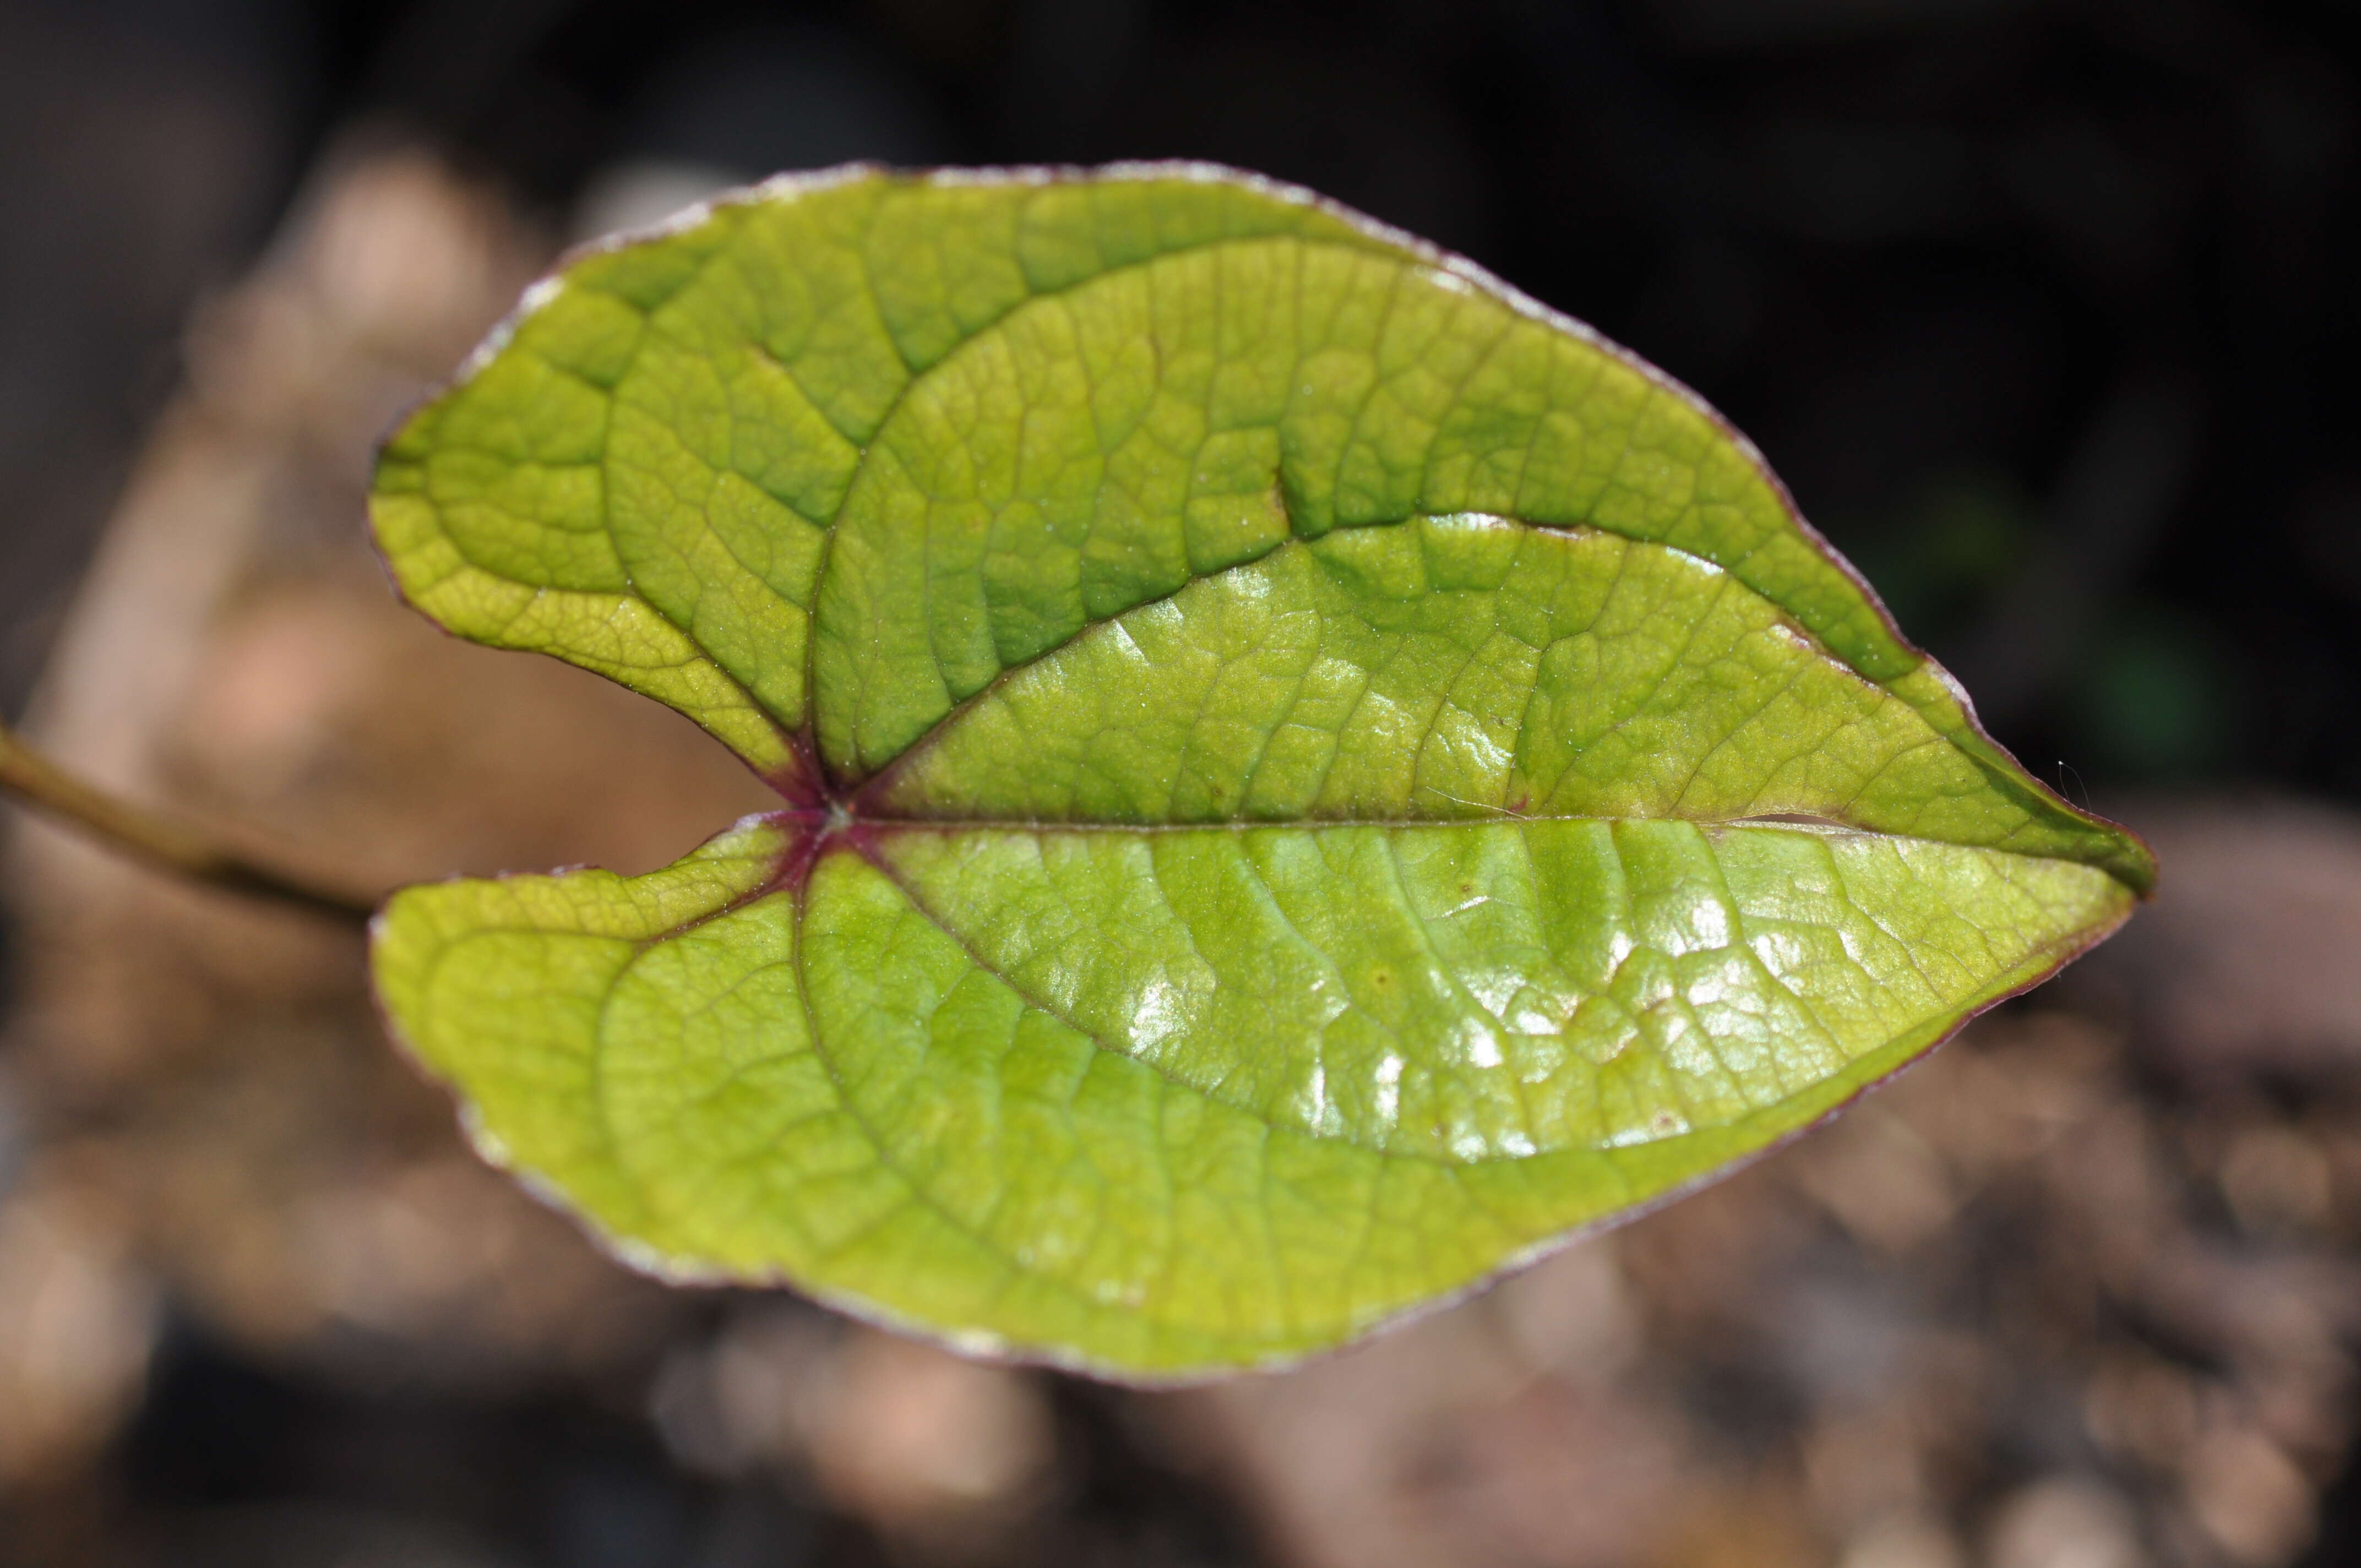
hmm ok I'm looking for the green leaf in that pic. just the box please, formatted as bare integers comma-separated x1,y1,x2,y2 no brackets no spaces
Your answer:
367,165,2153,1379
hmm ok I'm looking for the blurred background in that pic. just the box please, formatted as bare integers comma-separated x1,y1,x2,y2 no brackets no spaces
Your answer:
2,1,2358,1564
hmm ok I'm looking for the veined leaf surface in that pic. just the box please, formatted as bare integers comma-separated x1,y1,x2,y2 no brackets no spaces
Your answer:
368,164,2153,1379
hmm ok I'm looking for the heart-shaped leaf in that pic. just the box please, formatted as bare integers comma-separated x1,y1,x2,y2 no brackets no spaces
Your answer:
368,165,2153,1379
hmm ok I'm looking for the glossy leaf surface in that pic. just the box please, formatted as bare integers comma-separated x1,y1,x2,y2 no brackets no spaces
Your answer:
368,165,2152,1378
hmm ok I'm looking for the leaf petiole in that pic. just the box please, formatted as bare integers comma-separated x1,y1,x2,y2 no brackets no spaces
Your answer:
0,720,376,925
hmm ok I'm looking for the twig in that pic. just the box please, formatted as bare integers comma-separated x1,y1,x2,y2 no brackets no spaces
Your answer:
0,720,377,926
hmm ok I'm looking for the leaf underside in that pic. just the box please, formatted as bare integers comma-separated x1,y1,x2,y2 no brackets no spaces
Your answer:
368,164,2153,1380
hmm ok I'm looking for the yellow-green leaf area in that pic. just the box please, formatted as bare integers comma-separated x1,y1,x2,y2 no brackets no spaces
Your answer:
368,165,2153,1379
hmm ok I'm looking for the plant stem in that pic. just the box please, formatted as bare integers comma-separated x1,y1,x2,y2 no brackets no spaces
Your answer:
0,720,376,926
